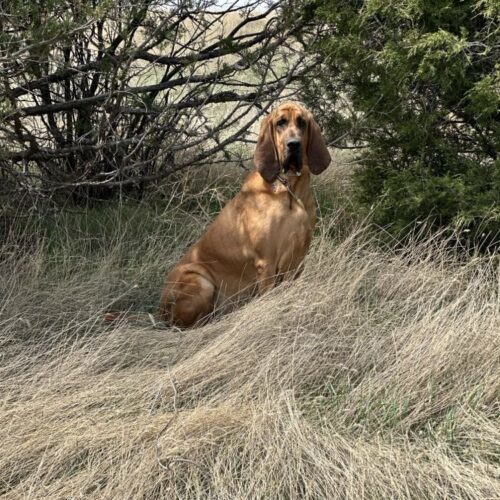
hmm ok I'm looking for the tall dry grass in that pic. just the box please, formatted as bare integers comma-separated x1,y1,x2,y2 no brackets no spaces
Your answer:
0,173,499,498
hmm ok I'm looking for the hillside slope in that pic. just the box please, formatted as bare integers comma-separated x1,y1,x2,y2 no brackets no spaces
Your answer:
1,187,499,498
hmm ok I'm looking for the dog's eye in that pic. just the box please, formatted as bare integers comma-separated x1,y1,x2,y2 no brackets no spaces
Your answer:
297,116,306,128
277,118,288,127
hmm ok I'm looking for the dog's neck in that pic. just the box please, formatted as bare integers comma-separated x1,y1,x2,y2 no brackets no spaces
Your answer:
271,167,311,208
280,165,310,187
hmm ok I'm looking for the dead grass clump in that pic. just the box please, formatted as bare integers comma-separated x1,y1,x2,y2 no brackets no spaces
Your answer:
0,210,499,498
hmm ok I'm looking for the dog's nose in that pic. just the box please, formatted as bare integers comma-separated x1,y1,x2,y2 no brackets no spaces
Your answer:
287,138,301,150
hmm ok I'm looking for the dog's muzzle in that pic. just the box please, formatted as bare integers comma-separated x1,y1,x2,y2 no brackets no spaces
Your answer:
284,138,302,172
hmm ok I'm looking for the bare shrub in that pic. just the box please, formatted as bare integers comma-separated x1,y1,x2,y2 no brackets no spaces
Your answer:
0,0,311,202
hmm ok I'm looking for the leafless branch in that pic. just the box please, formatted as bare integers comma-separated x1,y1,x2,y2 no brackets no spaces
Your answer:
0,0,311,201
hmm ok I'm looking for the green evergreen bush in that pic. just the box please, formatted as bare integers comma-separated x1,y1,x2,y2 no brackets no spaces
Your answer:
302,0,499,250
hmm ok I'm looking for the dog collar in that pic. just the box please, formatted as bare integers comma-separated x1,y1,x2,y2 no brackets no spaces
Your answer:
275,174,302,206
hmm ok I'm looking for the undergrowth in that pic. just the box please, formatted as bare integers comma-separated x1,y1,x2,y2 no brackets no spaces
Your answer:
0,167,498,498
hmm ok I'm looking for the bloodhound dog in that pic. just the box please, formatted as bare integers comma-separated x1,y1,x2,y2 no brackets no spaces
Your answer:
157,102,331,327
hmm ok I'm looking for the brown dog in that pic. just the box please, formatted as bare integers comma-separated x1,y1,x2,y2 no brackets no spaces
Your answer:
157,102,331,327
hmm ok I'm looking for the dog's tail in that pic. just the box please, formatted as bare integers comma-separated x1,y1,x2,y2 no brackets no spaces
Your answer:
103,311,126,323
103,311,161,325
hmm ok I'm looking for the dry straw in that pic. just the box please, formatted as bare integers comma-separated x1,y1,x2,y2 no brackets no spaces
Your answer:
0,202,499,498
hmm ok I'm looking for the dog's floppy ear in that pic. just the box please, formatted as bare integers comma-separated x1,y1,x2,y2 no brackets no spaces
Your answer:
253,115,280,183
307,115,331,175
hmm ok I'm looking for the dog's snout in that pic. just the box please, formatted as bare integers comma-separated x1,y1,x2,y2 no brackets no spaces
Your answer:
287,138,301,150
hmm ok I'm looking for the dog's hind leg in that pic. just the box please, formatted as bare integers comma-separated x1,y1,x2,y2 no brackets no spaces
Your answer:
159,268,216,328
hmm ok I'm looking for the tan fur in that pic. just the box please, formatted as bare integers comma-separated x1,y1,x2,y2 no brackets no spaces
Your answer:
157,103,331,327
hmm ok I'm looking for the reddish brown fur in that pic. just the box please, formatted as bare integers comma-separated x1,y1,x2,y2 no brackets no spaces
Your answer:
106,103,331,328
158,103,331,327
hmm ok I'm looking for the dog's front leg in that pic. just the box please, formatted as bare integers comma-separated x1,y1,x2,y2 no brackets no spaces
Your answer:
254,259,277,294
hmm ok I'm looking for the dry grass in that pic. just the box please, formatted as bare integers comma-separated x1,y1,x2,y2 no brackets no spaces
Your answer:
1,174,499,498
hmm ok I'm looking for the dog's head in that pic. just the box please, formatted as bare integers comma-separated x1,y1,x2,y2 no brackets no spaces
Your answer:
253,103,331,183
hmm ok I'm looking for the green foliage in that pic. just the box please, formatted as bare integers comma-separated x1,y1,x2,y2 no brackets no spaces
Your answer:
303,0,500,250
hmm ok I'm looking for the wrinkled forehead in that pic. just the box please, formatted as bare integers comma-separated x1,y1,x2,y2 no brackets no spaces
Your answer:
274,104,307,121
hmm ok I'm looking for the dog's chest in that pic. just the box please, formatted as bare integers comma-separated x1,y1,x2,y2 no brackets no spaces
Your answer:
270,195,314,249
288,202,313,238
